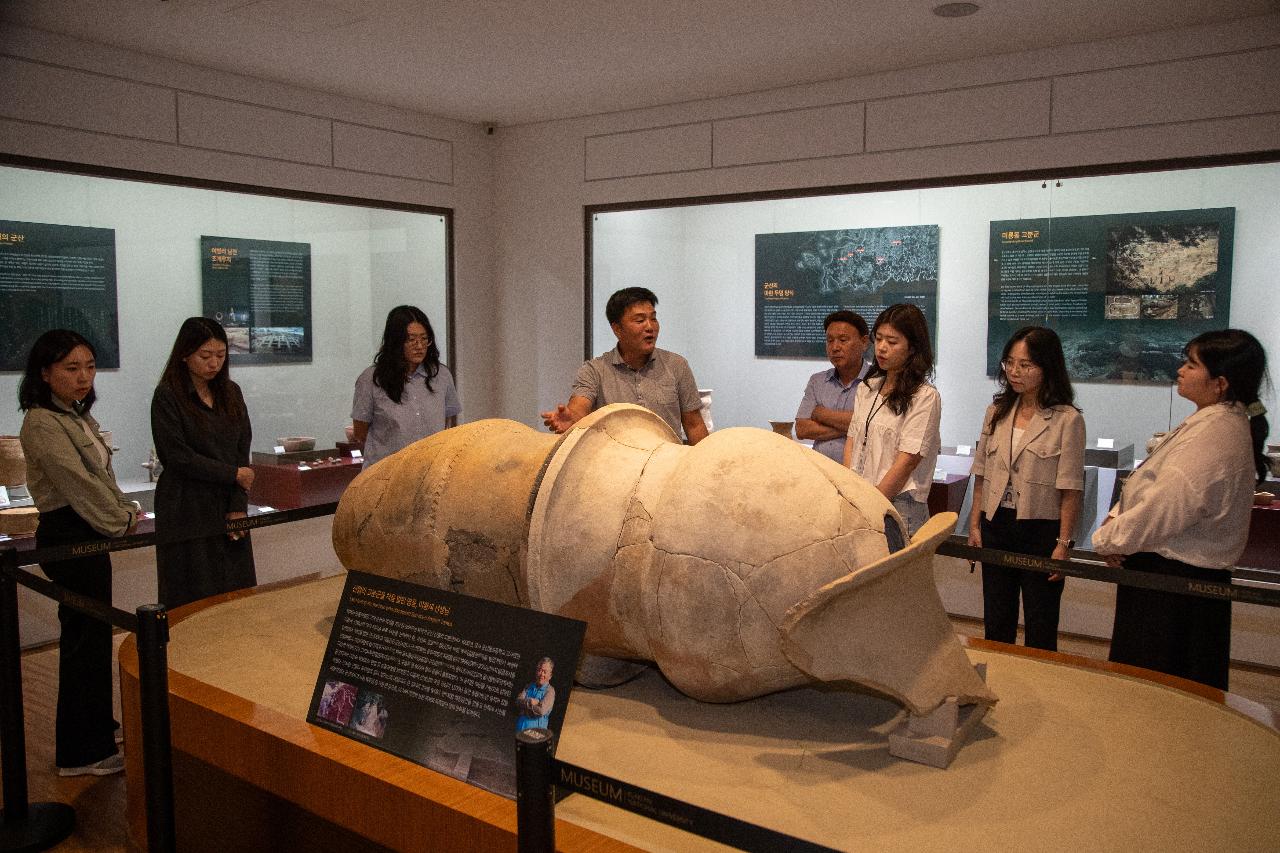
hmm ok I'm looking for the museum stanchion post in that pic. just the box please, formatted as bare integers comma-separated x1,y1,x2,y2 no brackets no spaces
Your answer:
0,547,75,853
0,500,341,851
134,603,175,853
514,729,555,853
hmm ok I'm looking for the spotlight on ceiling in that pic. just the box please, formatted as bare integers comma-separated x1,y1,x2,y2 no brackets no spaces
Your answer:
933,2,981,17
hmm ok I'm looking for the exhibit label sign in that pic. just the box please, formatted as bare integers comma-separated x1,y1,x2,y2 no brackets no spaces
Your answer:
200,235,312,364
987,208,1234,382
0,219,119,371
755,225,939,358
308,570,586,799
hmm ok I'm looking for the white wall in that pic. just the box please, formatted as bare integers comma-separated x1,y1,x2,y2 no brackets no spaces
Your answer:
591,164,1280,451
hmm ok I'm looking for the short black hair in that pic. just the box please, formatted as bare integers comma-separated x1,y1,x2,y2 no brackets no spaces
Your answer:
605,287,658,325
823,310,868,336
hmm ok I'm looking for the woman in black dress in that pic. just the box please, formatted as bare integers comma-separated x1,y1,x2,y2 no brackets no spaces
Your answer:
152,317,256,608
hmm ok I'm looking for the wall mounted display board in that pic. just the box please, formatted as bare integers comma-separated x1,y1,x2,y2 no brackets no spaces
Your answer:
201,235,312,364
988,208,1235,382
0,219,119,370
754,225,939,357
309,570,586,799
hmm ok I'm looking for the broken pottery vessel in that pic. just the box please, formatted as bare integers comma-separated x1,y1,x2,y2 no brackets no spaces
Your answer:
332,404,996,716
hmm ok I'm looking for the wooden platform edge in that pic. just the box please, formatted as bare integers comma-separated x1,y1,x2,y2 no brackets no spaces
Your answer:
958,635,1280,733
118,579,644,853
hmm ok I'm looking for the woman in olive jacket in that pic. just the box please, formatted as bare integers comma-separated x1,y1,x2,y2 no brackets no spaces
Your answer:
19,329,137,776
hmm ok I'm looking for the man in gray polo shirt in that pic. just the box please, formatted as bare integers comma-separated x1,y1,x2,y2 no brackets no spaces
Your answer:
541,287,709,444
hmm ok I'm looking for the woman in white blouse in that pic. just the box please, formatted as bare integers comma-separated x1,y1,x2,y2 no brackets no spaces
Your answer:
843,304,941,539
968,327,1084,651
1093,329,1270,689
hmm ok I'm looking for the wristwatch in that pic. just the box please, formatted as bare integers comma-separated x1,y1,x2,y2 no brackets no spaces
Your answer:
1055,538,1075,549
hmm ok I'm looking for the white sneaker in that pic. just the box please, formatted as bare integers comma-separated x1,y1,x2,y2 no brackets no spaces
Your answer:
58,753,124,777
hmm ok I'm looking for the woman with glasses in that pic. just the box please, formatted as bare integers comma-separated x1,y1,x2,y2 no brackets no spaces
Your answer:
967,326,1084,651
842,303,941,538
1093,329,1269,689
351,305,461,468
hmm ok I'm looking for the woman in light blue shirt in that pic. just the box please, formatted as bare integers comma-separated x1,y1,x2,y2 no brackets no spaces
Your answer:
351,306,460,467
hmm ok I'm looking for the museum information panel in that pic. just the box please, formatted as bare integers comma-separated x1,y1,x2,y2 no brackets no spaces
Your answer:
201,235,313,364
309,570,586,799
0,219,119,370
988,208,1234,382
755,225,939,357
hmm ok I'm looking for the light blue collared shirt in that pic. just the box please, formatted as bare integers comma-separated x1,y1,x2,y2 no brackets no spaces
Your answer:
795,363,869,462
351,362,461,467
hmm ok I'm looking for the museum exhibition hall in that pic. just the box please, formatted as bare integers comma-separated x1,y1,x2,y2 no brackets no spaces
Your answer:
1,2,1278,851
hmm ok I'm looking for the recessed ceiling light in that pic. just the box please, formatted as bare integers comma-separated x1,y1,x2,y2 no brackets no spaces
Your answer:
933,3,981,17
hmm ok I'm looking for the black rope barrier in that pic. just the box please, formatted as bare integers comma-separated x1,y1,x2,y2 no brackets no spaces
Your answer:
515,729,841,853
0,499,340,852
3,497,1276,850
1234,566,1280,584
936,536,1280,607
7,501,340,569
514,730,555,853
5,566,137,634
511,537,1280,852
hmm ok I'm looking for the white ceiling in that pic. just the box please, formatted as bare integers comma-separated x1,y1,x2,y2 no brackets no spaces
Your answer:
2,0,1275,126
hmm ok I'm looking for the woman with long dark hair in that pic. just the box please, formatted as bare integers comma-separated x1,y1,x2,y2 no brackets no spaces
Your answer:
1094,328,1270,689
351,305,460,468
19,329,137,776
842,304,941,537
967,326,1084,651
151,317,256,608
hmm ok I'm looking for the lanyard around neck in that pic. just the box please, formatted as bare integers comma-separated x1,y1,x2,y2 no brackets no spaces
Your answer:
862,379,890,446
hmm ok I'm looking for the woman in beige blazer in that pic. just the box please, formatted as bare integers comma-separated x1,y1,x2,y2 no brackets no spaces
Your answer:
967,327,1084,651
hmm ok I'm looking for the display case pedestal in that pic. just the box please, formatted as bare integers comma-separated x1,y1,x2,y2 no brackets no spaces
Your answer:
248,457,363,509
